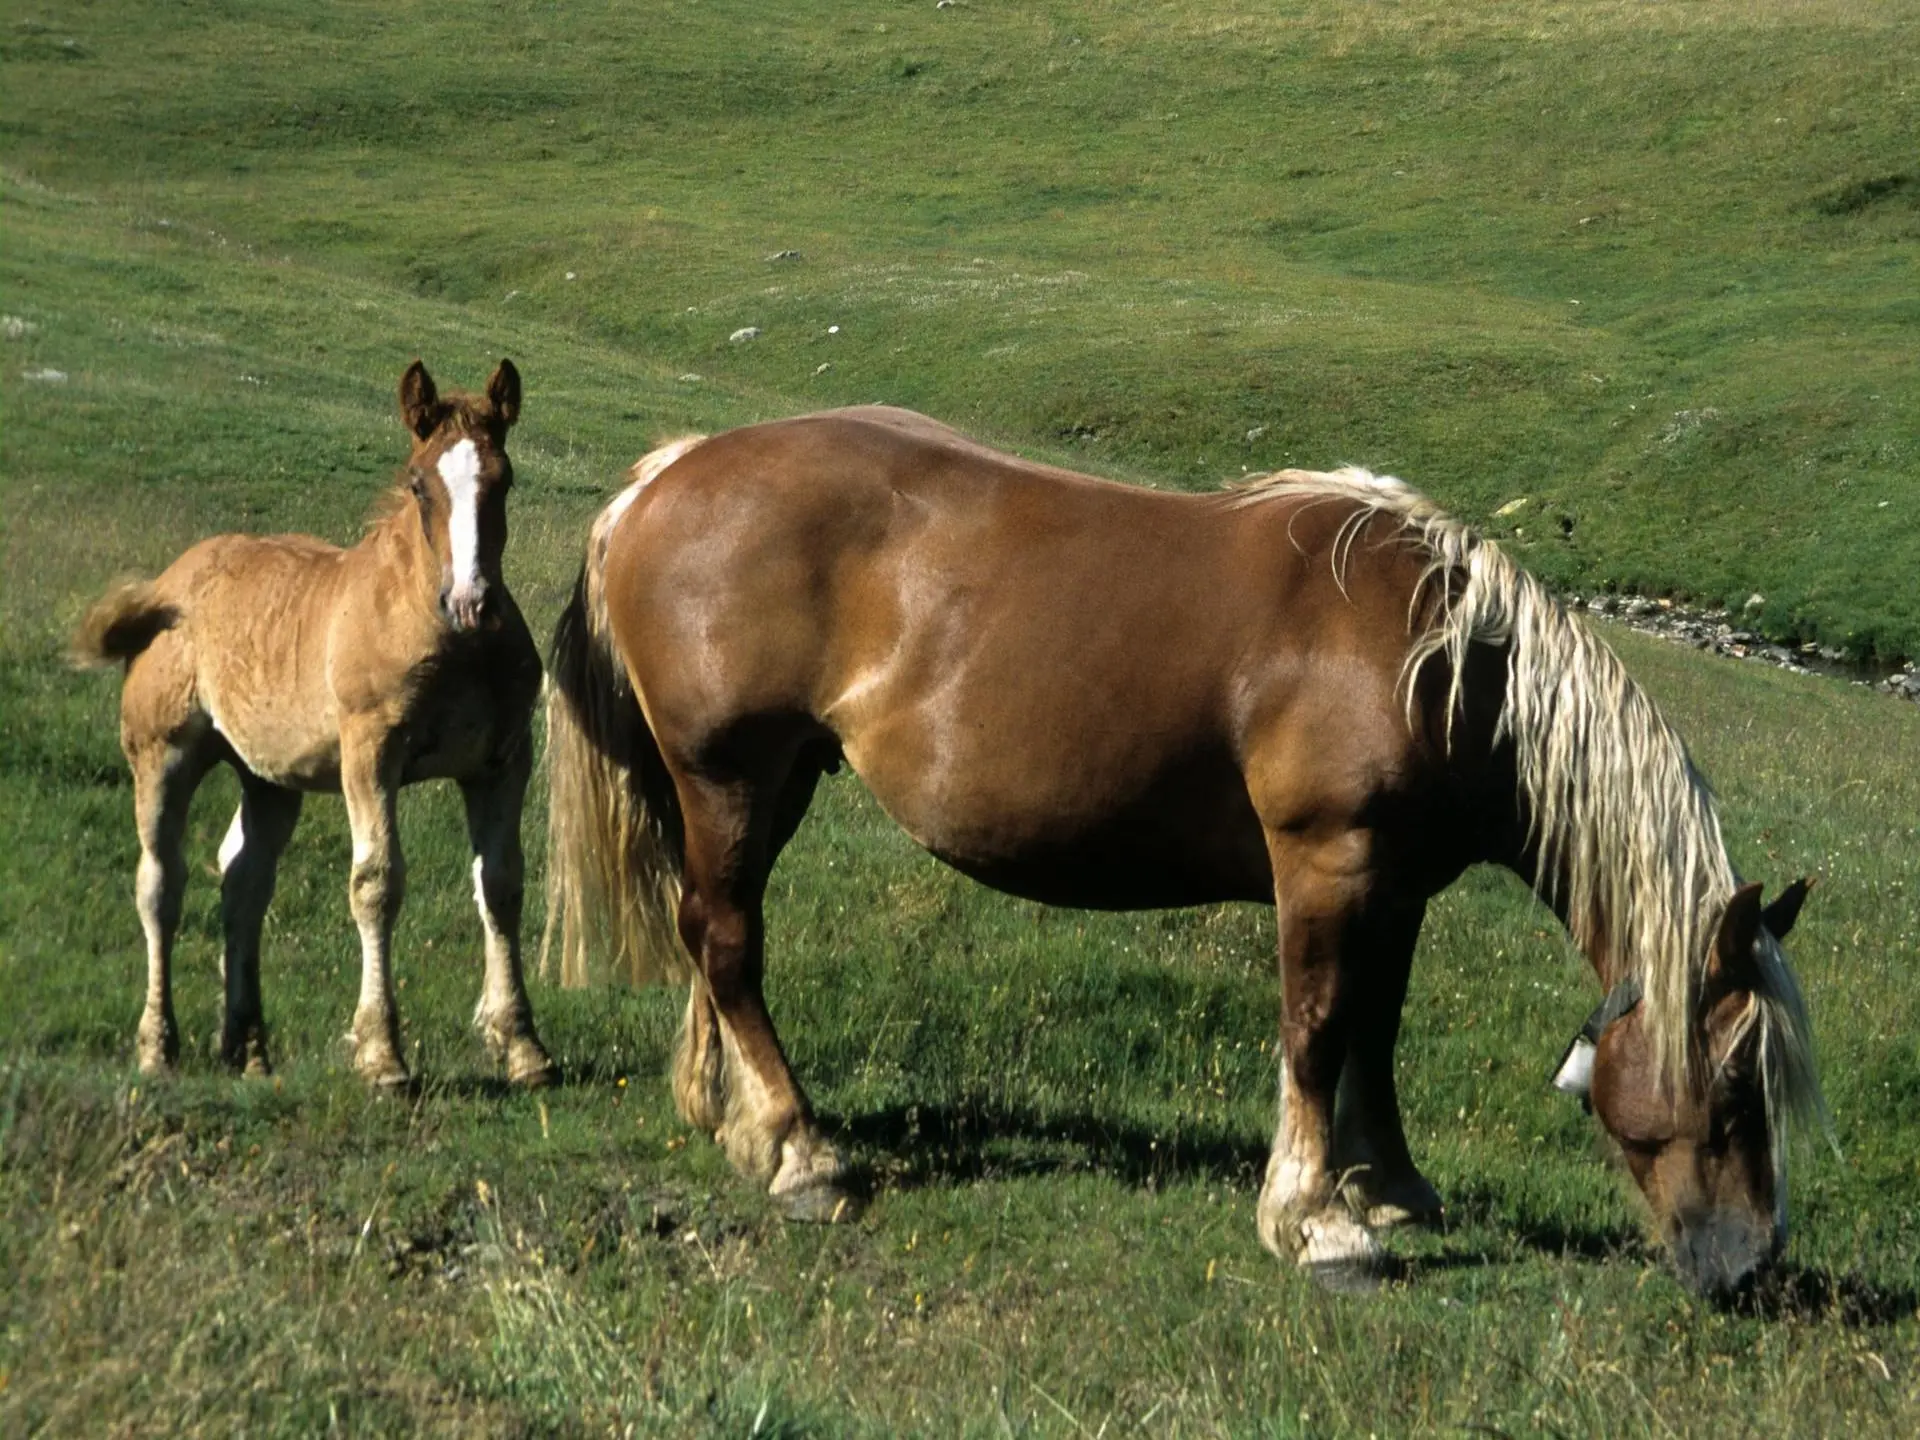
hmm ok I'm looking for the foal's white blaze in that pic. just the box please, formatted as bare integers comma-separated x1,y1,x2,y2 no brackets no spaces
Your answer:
438,439,484,619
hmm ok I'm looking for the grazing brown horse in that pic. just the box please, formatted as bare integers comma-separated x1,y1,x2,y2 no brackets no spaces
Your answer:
544,406,1824,1295
74,360,555,1090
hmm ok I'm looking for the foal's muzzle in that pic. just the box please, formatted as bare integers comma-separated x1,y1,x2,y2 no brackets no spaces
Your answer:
442,578,491,632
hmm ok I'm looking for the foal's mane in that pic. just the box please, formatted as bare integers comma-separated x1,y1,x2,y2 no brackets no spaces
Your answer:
1231,467,1824,1145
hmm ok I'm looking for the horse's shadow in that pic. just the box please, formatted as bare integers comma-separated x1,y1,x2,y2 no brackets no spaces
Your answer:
1734,1264,1920,1326
831,1098,1267,1191
822,1102,1918,1320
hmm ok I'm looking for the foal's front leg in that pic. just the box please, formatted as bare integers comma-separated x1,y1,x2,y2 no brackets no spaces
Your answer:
460,749,557,1087
340,726,409,1087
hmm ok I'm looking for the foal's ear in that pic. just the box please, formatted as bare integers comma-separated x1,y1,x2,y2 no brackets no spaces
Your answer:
486,358,522,429
1761,876,1813,940
399,360,442,440
1707,882,1766,991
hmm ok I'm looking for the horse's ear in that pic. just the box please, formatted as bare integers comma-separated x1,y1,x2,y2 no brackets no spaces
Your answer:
486,359,521,429
399,361,442,440
1762,876,1813,940
1707,882,1765,992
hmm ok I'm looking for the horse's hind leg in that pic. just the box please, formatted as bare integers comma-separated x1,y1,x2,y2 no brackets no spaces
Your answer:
128,736,213,1074
672,749,826,1139
1331,900,1443,1229
672,976,727,1134
673,760,852,1221
460,748,557,1087
216,776,302,1075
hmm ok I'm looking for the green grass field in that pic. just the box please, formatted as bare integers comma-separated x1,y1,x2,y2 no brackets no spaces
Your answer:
3,2,1918,1434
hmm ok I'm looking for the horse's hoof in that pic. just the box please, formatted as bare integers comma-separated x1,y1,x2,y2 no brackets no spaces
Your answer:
1350,1173,1444,1231
775,1180,863,1225
511,1060,560,1089
137,1020,178,1076
352,1051,411,1089
1298,1213,1397,1292
1365,1200,1442,1230
1305,1253,1401,1293
223,1033,273,1077
506,1041,560,1089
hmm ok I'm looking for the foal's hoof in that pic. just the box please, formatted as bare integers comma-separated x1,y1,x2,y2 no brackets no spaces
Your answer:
348,1042,411,1089
222,1032,273,1078
775,1179,863,1225
137,1019,179,1076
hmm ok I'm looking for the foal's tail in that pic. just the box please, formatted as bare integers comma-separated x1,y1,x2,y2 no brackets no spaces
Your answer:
539,438,707,989
70,579,179,669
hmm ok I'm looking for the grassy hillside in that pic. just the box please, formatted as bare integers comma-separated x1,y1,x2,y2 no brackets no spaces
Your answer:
3,2,1919,1435
4,0,1916,656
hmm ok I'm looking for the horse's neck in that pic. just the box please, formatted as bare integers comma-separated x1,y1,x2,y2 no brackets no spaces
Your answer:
354,496,441,616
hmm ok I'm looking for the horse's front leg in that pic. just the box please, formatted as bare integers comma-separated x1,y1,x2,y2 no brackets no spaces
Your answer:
340,725,409,1087
1256,844,1386,1277
460,748,557,1087
1330,900,1444,1229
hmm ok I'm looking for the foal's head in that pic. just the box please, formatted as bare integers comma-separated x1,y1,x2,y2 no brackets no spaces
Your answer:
398,359,522,632
1576,880,1812,1298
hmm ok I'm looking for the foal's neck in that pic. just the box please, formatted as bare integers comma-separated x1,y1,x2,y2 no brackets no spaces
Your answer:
363,486,444,617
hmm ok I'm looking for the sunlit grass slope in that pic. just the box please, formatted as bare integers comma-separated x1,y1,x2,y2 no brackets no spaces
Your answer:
3,2,1919,1435
4,0,1916,654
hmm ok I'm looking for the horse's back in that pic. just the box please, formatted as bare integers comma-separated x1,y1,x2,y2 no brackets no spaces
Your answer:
604,410,1436,907
125,531,350,786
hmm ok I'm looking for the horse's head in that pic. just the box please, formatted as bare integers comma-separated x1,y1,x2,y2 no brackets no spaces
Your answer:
1558,879,1811,1298
398,359,521,632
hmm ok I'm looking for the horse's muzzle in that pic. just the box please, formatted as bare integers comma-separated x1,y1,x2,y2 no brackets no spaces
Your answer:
442,579,490,632
1668,1209,1781,1300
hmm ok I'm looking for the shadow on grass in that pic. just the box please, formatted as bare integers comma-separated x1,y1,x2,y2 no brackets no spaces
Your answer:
834,1098,1268,1190
1735,1264,1920,1327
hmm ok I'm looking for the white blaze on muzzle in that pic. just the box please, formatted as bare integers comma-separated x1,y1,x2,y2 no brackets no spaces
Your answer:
437,438,484,627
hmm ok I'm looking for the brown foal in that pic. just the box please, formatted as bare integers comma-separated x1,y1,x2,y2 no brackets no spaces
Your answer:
545,406,1822,1295
75,360,555,1089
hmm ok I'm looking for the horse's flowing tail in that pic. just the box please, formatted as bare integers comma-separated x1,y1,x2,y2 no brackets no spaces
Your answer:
70,579,178,668
539,442,706,989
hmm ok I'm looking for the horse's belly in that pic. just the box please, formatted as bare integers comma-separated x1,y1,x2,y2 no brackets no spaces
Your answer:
856,744,1274,910
213,712,342,790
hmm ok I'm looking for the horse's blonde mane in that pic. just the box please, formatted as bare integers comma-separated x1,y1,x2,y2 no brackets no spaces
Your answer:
1232,467,1825,1149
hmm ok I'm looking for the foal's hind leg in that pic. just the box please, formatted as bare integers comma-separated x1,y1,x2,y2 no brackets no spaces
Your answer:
1330,900,1443,1229
673,767,852,1221
128,736,214,1074
340,725,409,1087
216,776,303,1075
460,748,557,1087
